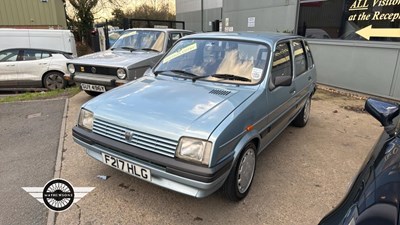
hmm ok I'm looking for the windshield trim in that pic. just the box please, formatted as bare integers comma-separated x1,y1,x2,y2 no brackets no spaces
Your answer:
152,38,271,86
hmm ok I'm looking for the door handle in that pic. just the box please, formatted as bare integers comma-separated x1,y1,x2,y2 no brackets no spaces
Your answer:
289,88,296,94
39,63,48,65
7,64,15,67
308,76,312,81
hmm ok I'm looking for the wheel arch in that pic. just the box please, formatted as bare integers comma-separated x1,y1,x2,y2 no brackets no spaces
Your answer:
231,131,260,164
41,70,65,87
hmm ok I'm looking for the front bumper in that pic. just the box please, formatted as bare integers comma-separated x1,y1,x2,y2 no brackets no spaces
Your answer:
72,126,233,198
72,73,127,90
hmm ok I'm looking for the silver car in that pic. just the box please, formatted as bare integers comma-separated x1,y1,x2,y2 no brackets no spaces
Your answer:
73,32,317,201
67,28,194,96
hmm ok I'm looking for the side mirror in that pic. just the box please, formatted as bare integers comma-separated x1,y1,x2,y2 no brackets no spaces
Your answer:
365,98,399,136
274,75,292,87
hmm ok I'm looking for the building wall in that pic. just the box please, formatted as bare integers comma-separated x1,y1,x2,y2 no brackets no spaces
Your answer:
176,0,223,31
309,40,400,99
222,0,298,32
0,0,67,29
175,0,400,99
176,0,298,32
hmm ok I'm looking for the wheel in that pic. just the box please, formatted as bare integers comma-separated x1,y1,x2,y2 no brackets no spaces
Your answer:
84,90,101,97
43,72,66,90
222,143,257,201
292,96,311,127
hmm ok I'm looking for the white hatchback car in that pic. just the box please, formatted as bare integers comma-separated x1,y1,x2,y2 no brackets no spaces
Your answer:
0,48,74,90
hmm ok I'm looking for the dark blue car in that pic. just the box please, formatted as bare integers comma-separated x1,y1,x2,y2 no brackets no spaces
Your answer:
319,98,400,225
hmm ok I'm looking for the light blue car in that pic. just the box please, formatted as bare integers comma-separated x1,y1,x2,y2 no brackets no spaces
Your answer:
73,32,317,201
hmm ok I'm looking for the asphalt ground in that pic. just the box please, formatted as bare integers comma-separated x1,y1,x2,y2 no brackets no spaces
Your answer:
0,99,66,225
55,91,382,225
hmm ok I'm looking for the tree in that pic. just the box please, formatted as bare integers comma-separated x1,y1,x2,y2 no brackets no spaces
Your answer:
67,0,99,44
111,8,126,29
110,3,176,29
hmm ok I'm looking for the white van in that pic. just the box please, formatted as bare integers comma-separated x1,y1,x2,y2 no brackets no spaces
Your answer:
0,29,77,57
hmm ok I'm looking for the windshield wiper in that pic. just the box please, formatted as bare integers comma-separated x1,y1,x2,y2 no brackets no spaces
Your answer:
192,73,252,82
120,47,138,52
154,69,199,78
210,74,252,82
140,48,160,52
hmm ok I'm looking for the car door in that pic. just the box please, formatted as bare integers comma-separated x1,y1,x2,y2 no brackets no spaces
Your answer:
0,49,21,87
291,39,313,110
17,49,51,87
262,41,296,146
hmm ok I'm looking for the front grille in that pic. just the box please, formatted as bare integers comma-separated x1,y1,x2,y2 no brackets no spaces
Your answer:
93,118,178,158
74,64,118,76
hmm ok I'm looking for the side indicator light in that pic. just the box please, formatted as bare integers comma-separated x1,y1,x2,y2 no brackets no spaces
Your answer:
246,125,254,131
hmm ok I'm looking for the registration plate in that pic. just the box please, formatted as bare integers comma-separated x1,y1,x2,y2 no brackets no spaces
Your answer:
102,153,151,181
81,83,106,92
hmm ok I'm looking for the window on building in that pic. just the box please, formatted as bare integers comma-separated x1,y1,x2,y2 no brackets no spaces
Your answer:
298,0,400,42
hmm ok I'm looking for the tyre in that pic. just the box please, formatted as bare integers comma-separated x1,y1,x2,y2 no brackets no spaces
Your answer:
222,142,257,201
292,97,311,127
84,90,102,97
43,72,67,90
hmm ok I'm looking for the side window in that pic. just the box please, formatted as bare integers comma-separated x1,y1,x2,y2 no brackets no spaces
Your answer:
0,50,19,62
168,33,182,49
271,42,292,88
41,51,51,59
292,40,307,76
171,33,181,41
304,41,314,69
22,50,41,61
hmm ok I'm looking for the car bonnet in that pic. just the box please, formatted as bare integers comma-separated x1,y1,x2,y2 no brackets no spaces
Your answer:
72,50,161,68
83,76,257,141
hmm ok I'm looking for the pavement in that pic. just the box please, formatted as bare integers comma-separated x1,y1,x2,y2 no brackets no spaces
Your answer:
54,91,382,225
0,99,66,225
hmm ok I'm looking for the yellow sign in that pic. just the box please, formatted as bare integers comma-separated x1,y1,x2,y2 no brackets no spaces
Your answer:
162,43,197,63
347,0,400,22
356,25,400,40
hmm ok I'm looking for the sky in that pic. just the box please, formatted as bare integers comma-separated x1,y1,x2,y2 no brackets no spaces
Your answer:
66,0,176,22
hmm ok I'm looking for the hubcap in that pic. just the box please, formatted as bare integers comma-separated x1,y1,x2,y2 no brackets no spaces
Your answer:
303,98,311,122
46,74,64,90
237,148,256,194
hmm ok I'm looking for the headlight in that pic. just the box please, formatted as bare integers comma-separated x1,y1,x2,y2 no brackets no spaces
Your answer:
176,137,212,165
67,64,75,74
78,109,94,131
117,68,127,79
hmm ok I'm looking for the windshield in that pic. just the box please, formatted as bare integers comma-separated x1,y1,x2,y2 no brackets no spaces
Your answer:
154,39,269,84
111,30,166,52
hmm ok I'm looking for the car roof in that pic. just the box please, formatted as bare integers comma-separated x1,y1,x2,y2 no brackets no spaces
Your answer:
180,32,303,50
0,48,71,54
125,28,192,32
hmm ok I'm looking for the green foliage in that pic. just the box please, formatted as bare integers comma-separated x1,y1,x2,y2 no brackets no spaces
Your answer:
110,4,176,28
67,0,99,44
111,8,125,28
126,4,175,21
0,86,81,103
